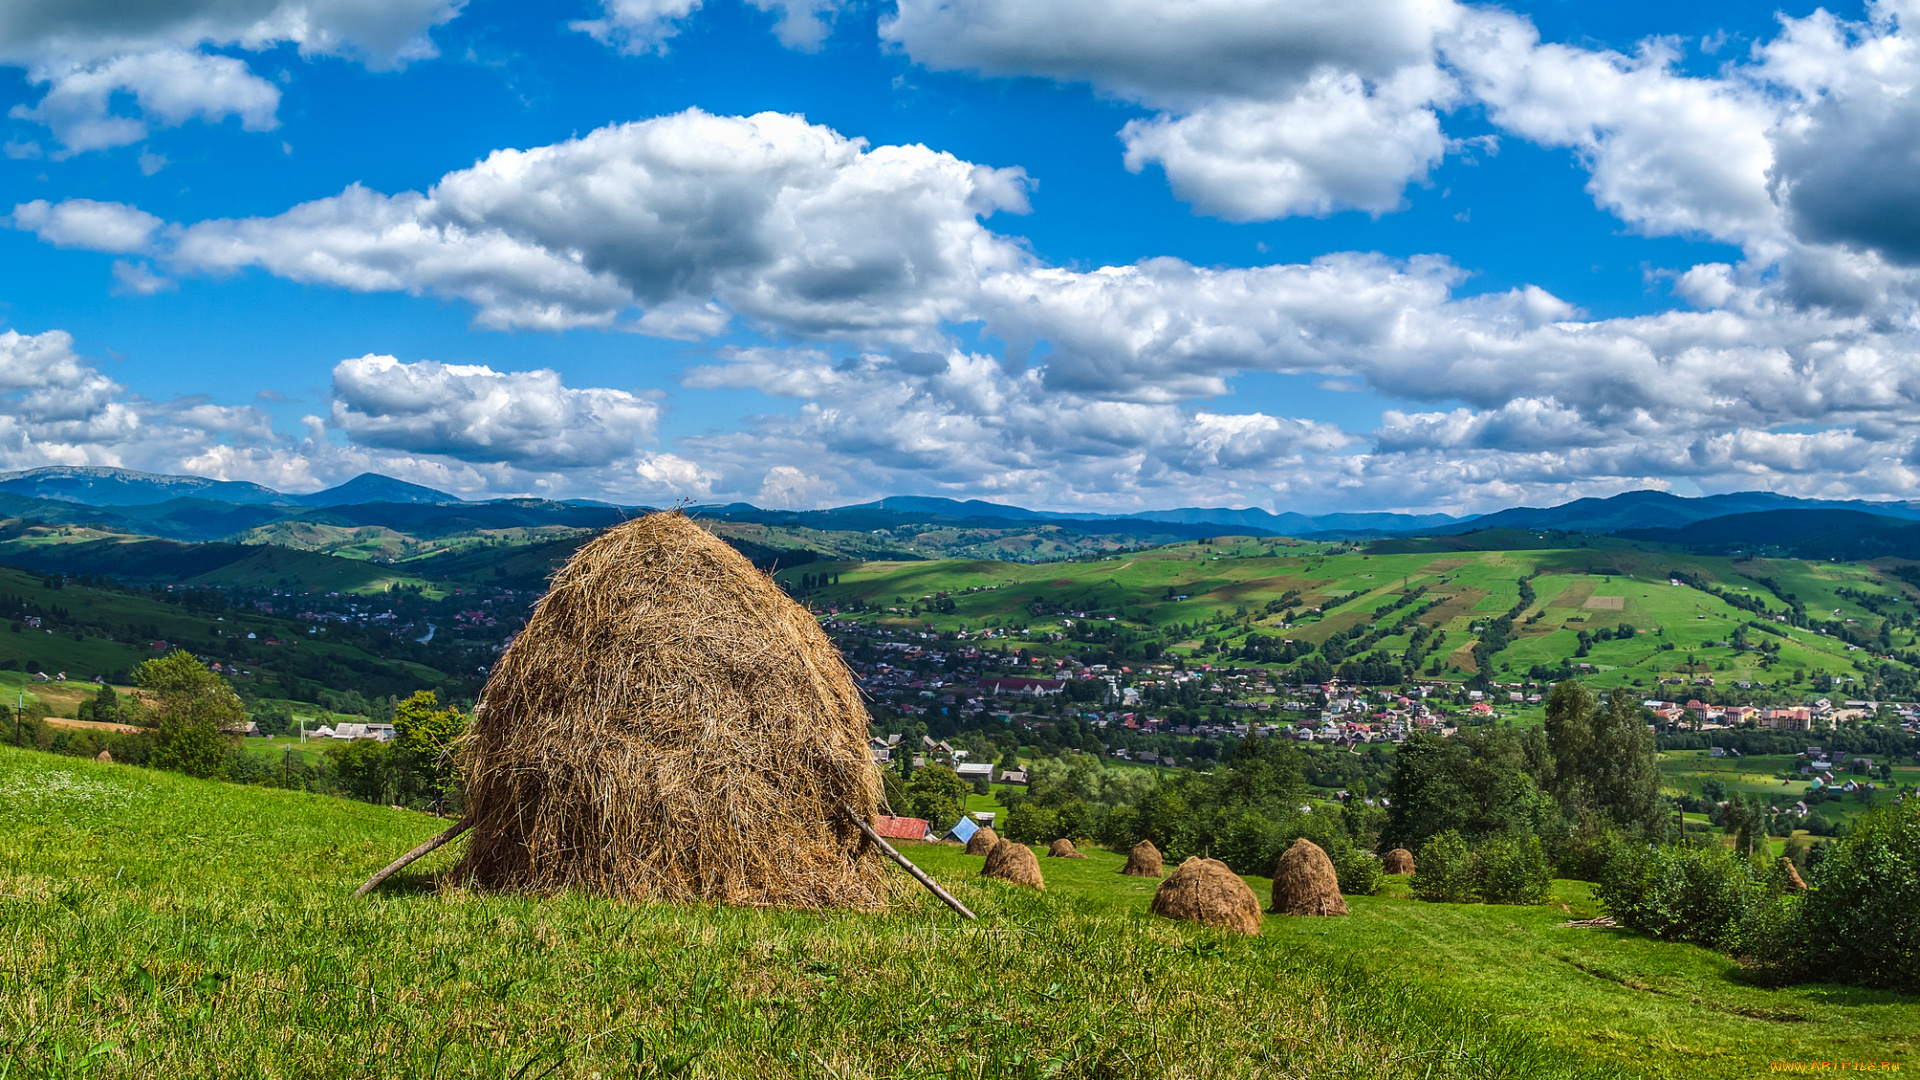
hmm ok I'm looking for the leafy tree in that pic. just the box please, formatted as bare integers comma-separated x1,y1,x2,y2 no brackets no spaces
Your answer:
332,739,397,803
391,690,467,807
1380,730,1559,851
1722,793,1769,856
1544,682,1666,838
1411,830,1476,903
76,684,121,725
904,765,970,832
139,651,244,779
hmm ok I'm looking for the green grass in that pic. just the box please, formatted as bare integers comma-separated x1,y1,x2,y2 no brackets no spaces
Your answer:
0,745,1635,1080
791,547,1899,691
5,748,1910,1078
1658,749,1918,829
1270,878,1919,1078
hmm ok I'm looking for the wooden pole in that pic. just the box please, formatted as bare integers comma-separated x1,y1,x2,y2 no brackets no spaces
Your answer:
354,817,471,898
846,810,977,920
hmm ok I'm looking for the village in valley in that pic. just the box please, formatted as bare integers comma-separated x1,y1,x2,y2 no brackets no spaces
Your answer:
7,0,1920,1073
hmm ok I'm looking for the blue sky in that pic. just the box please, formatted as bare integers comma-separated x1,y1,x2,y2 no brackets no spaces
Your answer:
1,0,1916,513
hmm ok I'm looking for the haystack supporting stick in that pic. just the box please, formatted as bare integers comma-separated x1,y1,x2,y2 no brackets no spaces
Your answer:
354,817,472,898
846,811,977,920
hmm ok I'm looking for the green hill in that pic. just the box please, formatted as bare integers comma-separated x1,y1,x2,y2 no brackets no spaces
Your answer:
5,745,1913,1077
0,565,454,703
790,541,1920,696
0,745,1593,1079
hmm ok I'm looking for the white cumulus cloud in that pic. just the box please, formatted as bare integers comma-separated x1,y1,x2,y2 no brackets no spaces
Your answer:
328,355,661,469
0,0,462,153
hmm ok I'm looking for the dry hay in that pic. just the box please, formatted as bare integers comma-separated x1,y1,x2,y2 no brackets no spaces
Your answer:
95,749,112,764
1383,848,1415,875
1047,838,1086,859
981,839,1045,889
1779,857,1807,891
1270,838,1348,916
1121,840,1163,877
964,826,1000,857
1149,857,1262,935
451,510,888,910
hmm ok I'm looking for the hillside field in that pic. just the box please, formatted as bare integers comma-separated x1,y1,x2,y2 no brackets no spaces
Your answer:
787,542,1920,692
4,746,1910,1078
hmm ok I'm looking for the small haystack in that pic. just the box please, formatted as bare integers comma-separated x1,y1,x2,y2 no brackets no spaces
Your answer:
1047,838,1086,858
1270,838,1348,916
450,511,888,909
1778,857,1807,891
1383,848,1415,875
1149,857,1262,935
1121,840,1164,877
95,749,112,764
981,839,1045,889
964,826,1001,857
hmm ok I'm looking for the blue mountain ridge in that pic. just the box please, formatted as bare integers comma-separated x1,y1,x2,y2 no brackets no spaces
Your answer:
7,468,1920,543
0,467,459,508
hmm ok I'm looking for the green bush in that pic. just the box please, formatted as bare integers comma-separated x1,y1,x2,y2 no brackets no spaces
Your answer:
1554,825,1631,882
1329,843,1385,897
1475,834,1553,905
1757,798,1920,992
1001,801,1059,844
1214,810,1285,874
1411,830,1476,903
1594,841,1769,949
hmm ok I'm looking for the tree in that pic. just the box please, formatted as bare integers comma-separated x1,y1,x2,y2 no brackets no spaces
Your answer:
904,765,970,832
392,690,468,809
1380,730,1559,852
77,683,121,725
138,651,244,779
1544,682,1667,838
1722,793,1768,856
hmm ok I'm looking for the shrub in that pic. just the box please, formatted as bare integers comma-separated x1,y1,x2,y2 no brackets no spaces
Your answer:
1214,810,1285,875
1475,834,1553,905
1001,802,1059,845
1595,841,1769,949
1411,830,1476,903
1758,798,1920,992
1554,825,1630,882
1329,844,1384,897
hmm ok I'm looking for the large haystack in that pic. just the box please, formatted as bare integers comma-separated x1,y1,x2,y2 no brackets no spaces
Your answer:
451,511,888,909
95,749,112,764
1149,857,1262,935
1383,848,1415,875
1270,838,1348,916
1121,840,1163,877
981,839,1044,889
964,826,1001,856
1047,838,1086,859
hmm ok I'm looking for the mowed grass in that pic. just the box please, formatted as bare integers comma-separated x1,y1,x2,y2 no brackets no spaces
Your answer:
1269,879,1919,1079
0,746,1620,1080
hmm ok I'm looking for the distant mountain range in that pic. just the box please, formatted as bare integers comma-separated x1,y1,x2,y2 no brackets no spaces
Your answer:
4,466,1920,555
1423,489,1920,535
0,467,457,507
844,495,1473,536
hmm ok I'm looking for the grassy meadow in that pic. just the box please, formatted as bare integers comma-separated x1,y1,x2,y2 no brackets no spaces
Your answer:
783,543,1917,692
5,746,1909,1078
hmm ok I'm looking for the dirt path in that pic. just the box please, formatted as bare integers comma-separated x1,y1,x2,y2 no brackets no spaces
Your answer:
43,716,144,735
